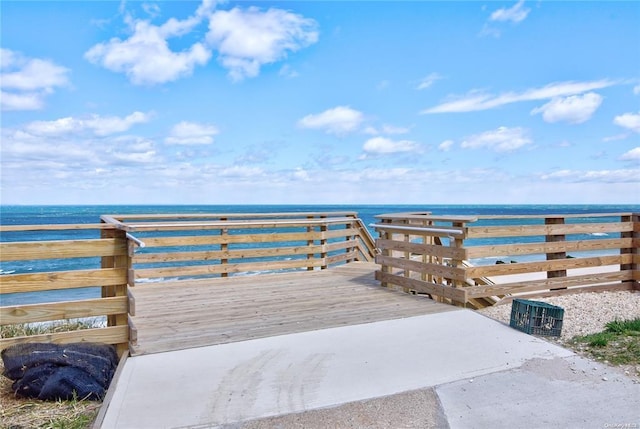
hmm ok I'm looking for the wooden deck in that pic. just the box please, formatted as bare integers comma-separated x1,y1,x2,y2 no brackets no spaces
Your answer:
128,262,458,355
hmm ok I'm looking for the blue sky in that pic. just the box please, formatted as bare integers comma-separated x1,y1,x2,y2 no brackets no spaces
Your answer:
1,1,639,205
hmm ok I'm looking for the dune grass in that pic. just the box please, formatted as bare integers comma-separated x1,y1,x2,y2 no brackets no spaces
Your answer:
570,318,640,366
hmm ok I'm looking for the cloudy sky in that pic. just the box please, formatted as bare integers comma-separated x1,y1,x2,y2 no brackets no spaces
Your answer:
1,1,639,205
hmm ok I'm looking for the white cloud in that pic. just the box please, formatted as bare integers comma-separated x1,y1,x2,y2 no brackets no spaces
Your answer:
206,6,318,81
278,64,299,78
0,48,70,110
25,111,152,136
0,91,44,111
142,3,161,19
364,124,410,136
292,167,310,181
359,168,412,181
111,148,157,164
84,3,213,85
382,124,410,135
490,0,531,23
422,79,616,114
620,147,640,162
218,165,264,178
86,111,152,136
602,133,629,142
298,106,364,135
633,85,640,95
1,127,161,172
165,121,219,145
531,92,602,124
361,136,419,155
416,72,442,90
438,140,454,151
540,169,639,183
613,112,640,133
461,126,531,152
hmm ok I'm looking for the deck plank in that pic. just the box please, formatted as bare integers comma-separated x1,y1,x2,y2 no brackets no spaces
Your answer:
128,262,458,355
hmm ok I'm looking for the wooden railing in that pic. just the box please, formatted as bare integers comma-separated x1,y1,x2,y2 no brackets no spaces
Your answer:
101,212,375,283
0,212,375,355
373,212,640,308
0,224,130,355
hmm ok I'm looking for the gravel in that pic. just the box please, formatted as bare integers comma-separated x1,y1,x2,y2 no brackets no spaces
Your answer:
477,290,640,340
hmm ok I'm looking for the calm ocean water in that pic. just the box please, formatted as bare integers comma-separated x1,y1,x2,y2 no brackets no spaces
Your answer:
1,204,638,306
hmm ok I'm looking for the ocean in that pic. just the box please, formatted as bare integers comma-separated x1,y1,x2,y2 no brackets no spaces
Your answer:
1,204,639,306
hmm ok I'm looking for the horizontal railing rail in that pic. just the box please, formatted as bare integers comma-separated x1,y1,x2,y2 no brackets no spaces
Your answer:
373,212,639,308
0,224,130,355
100,212,375,283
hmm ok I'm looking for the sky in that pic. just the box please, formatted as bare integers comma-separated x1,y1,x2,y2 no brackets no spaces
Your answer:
1,0,639,205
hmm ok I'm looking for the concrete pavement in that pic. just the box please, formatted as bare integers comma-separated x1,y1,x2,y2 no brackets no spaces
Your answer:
98,310,640,428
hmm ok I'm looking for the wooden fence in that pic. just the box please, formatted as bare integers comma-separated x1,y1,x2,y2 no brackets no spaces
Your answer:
373,212,640,308
101,211,375,283
0,212,376,355
0,223,130,355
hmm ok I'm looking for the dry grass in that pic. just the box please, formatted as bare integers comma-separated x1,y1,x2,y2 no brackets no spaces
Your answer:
0,366,100,429
0,319,106,429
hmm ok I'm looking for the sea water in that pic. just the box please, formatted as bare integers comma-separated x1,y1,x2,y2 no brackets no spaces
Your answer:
1,204,638,306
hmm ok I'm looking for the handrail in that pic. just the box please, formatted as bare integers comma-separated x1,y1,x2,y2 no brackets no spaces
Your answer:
126,233,146,248
122,217,358,231
370,223,465,236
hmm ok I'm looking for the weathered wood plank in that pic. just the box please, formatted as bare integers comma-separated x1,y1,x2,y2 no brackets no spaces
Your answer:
467,221,633,239
376,239,468,260
466,237,633,259
327,251,358,265
0,296,128,325
141,231,325,247
0,268,127,294
375,255,466,281
466,270,633,298
127,218,359,232
375,271,467,302
372,224,466,238
110,212,357,222
465,254,632,279
0,326,128,351
132,290,413,324
127,263,456,355
130,273,379,311
134,258,326,280
0,239,127,261
132,240,359,264
0,224,108,232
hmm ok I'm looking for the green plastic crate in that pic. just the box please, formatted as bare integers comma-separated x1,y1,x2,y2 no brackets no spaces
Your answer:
509,299,564,337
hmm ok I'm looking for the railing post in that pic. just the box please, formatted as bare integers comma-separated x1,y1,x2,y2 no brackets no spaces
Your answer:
220,217,229,278
345,218,355,263
319,218,328,270
306,215,316,270
100,225,130,357
421,219,433,284
545,216,567,289
450,221,466,306
623,213,639,290
378,218,392,288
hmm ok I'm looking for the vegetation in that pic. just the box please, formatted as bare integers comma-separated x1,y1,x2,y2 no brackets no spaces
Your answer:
0,318,101,339
569,318,640,367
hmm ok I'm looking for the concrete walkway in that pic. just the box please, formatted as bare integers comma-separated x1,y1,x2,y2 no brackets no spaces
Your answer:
99,310,640,428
